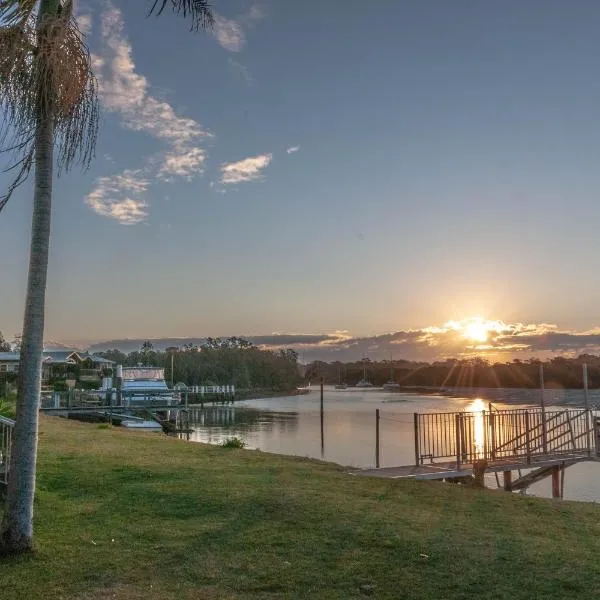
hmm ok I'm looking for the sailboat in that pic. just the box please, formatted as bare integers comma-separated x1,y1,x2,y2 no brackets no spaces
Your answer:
334,367,347,390
383,355,401,391
355,361,374,388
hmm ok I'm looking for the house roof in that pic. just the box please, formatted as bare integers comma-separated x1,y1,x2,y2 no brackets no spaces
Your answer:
0,351,113,364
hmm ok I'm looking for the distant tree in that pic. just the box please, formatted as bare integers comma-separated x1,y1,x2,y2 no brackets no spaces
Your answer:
141,340,154,353
0,331,11,352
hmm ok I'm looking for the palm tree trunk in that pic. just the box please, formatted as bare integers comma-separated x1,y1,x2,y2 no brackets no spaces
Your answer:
0,0,57,555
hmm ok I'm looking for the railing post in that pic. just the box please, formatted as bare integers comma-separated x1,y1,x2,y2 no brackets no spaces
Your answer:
455,413,461,469
525,410,531,464
414,413,420,466
490,410,496,460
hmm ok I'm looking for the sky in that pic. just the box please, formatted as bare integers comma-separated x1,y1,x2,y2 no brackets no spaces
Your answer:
2,0,600,361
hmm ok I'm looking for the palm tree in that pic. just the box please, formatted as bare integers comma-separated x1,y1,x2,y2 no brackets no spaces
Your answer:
0,0,214,555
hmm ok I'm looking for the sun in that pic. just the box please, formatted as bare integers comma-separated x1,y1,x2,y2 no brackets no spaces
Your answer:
463,319,490,343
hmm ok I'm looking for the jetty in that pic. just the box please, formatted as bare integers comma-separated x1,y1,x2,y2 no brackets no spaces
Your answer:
358,406,599,498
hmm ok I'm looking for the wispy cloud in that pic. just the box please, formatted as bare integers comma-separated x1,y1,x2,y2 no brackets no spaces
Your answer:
286,146,300,154
228,57,254,85
86,3,211,223
213,4,264,52
220,153,273,184
85,169,149,225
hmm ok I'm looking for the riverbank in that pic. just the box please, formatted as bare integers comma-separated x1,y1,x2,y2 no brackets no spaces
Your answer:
3,416,600,599
396,385,600,407
234,387,307,401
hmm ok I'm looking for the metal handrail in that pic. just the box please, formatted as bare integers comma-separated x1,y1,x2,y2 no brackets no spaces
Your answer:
0,415,15,486
415,407,594,466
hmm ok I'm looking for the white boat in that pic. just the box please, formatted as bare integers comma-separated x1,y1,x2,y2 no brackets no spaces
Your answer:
335,367,348,389
355,360,373,387
121,420,163,430
382,354,401,391
355,379,374,388
382,381,401,390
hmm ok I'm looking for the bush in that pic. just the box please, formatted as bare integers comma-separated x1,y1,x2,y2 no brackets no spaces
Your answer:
220,437,246,449
0,398,16,419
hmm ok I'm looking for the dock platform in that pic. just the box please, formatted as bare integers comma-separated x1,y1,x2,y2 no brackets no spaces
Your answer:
356,406,600,497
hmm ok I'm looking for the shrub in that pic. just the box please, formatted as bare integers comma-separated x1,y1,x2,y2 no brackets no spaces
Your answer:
220,437,245,449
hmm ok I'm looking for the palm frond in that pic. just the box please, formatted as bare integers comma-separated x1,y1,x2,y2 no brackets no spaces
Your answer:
0,0,38,28
148,0,214,31
0,5,98,212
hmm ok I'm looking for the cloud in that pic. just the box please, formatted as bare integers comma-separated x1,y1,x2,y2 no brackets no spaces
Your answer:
286,146,300,154
74,1,92,36
212,4,265,52
220,153,272,184
85,169,149,225
86,3,210,222
83,320,600,361
213,15,245,51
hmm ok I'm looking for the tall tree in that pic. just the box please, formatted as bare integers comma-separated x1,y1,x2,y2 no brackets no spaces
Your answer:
0,0,214,555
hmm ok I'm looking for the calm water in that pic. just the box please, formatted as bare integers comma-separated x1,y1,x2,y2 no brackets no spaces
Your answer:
185,387,600,503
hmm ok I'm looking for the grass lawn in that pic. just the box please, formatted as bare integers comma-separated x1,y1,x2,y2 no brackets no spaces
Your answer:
2,417,600,599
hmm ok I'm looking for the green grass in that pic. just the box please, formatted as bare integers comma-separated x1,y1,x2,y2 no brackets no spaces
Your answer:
3,417,600,599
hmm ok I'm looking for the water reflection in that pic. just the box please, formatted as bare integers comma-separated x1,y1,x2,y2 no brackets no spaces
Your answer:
466,398,486,458
184,388,600,502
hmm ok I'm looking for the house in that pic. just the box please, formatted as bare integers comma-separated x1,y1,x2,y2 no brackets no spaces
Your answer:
0,351,114,385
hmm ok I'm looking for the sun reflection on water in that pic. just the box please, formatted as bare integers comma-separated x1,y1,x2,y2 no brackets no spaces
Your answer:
466,398,486,458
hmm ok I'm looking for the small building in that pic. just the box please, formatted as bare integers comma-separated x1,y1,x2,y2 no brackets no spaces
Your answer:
0,351,114,385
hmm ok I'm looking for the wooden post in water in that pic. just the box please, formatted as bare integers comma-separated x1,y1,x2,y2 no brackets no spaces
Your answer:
584,364,592,456
320,377,324,458
375,409,380,468
540,364,548,454
551,465,560,499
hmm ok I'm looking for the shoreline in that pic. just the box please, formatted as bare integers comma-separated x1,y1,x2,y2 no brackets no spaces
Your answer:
4,416,600,599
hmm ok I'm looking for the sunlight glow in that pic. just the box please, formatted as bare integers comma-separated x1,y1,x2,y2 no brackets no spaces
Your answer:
455,317,507,344
467,398,486,458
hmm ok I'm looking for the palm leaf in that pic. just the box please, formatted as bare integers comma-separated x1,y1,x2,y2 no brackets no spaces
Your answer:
148,0,214,30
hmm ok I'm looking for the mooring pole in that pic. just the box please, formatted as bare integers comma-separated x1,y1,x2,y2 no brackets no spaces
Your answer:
584,363,592,455
320,377,324,458
375,408,380,468
540,364,548,454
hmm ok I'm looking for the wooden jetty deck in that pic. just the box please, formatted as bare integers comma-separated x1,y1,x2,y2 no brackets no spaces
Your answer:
356,406,600,498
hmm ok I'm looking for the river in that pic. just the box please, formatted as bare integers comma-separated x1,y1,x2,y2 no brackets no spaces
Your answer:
184,386,600,503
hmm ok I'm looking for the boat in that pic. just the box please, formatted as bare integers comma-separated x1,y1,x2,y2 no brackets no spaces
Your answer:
355,361,374,388
355,379,374,388
296,382,312,394
382,355,401,391
334,367,348,389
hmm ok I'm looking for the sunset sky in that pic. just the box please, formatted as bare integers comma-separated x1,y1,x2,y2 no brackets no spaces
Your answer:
1,1,600,360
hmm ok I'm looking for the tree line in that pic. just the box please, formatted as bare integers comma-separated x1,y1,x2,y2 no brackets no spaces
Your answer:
306,355,600,390
98,337,302,392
